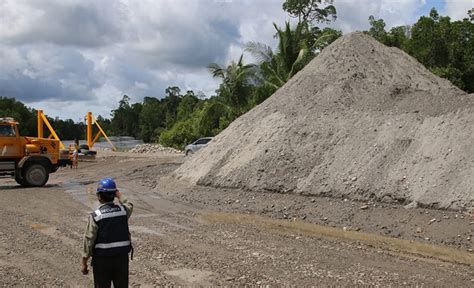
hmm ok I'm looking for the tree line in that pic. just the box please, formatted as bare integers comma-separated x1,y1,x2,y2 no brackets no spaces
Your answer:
366,8,474,93
0,96,85,140
1,2,473,150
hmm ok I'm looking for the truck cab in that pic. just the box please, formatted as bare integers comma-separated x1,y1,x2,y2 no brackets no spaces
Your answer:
0,121,21,158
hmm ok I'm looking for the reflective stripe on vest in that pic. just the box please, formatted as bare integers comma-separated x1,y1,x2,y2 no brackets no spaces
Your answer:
95,240,131,249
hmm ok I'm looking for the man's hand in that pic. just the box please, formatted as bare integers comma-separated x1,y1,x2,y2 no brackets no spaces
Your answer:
115,190,123,199
81,258,89,275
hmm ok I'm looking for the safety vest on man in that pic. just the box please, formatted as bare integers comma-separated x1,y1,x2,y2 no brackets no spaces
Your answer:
92,203,131,257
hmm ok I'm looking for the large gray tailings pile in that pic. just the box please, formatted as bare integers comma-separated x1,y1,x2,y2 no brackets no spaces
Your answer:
175,32,473,209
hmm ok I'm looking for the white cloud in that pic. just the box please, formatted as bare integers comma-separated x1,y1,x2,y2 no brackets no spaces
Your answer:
444,0,473,20
0,43,98,102
0,0,288,120
328,0,427,32
0,47,27,77
0,0,125,47
1,0,453,121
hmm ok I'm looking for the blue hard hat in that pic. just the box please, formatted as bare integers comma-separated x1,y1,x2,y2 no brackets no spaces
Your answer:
97,177,117,193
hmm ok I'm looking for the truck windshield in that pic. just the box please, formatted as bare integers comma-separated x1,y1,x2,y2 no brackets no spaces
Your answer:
0,125,16,137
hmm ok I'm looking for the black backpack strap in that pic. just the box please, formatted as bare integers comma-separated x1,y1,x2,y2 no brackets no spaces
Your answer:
129,232,134,261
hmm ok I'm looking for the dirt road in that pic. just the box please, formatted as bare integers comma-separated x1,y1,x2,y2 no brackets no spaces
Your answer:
0,152,472,286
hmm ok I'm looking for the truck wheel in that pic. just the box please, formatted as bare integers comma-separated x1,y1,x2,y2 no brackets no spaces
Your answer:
23,163,49,187
14,174,24,186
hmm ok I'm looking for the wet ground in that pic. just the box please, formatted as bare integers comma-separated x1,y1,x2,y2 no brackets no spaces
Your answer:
0,151,472,286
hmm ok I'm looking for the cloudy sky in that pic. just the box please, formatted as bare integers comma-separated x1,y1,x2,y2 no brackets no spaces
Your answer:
0,0,472,121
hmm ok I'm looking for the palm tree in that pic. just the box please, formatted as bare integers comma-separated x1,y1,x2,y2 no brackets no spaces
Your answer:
208,54,257,115
311,27,342,52
245,21,314,89
198,101,232,136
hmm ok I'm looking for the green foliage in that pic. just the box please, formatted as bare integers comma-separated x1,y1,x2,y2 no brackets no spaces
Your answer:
431,66,464,89
159,118,198,149
368,15,387,42
273,22,314,77
282,0,336,24
0,96,36,135
367,15,410,49
110,95,142,138
163,86,182,127
177,91,199,121
96,115,112,133
0,96,86,140
198,101,231,136
138,96,163,142
159,97,234,148
246,21,321,92
48,118,86,140
310,27,343,51
208,55,257,116
366,8,474,93
251,83,278,106
385,26,410,49
101,86,209,147
245,21,341,107
408,9,450,67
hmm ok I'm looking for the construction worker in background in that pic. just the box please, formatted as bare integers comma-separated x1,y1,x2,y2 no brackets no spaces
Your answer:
71,147,78,169
70,138,79,169
81,178,133,287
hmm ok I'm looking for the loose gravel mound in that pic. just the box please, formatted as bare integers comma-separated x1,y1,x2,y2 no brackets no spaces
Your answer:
175,32,473,209
130,144,182,154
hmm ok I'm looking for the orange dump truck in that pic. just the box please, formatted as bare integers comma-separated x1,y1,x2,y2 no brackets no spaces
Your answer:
0,117,70,187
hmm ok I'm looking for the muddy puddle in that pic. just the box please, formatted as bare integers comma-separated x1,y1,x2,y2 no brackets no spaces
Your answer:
62,180,134,210
62,180,99,209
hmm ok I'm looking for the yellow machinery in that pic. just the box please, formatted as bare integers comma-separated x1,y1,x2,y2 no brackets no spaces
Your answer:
0,110,116,187
0,117,70,187
38,110,115,152
86,112,116,151
37,110,65,149
71,112,116,161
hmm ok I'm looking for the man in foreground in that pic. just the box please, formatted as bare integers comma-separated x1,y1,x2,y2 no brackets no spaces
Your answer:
81,177,133,287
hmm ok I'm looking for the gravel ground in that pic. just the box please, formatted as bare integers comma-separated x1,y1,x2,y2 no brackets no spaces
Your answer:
0,152,472,286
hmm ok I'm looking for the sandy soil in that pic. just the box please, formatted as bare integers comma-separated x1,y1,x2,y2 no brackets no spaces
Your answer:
0,152,472,286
